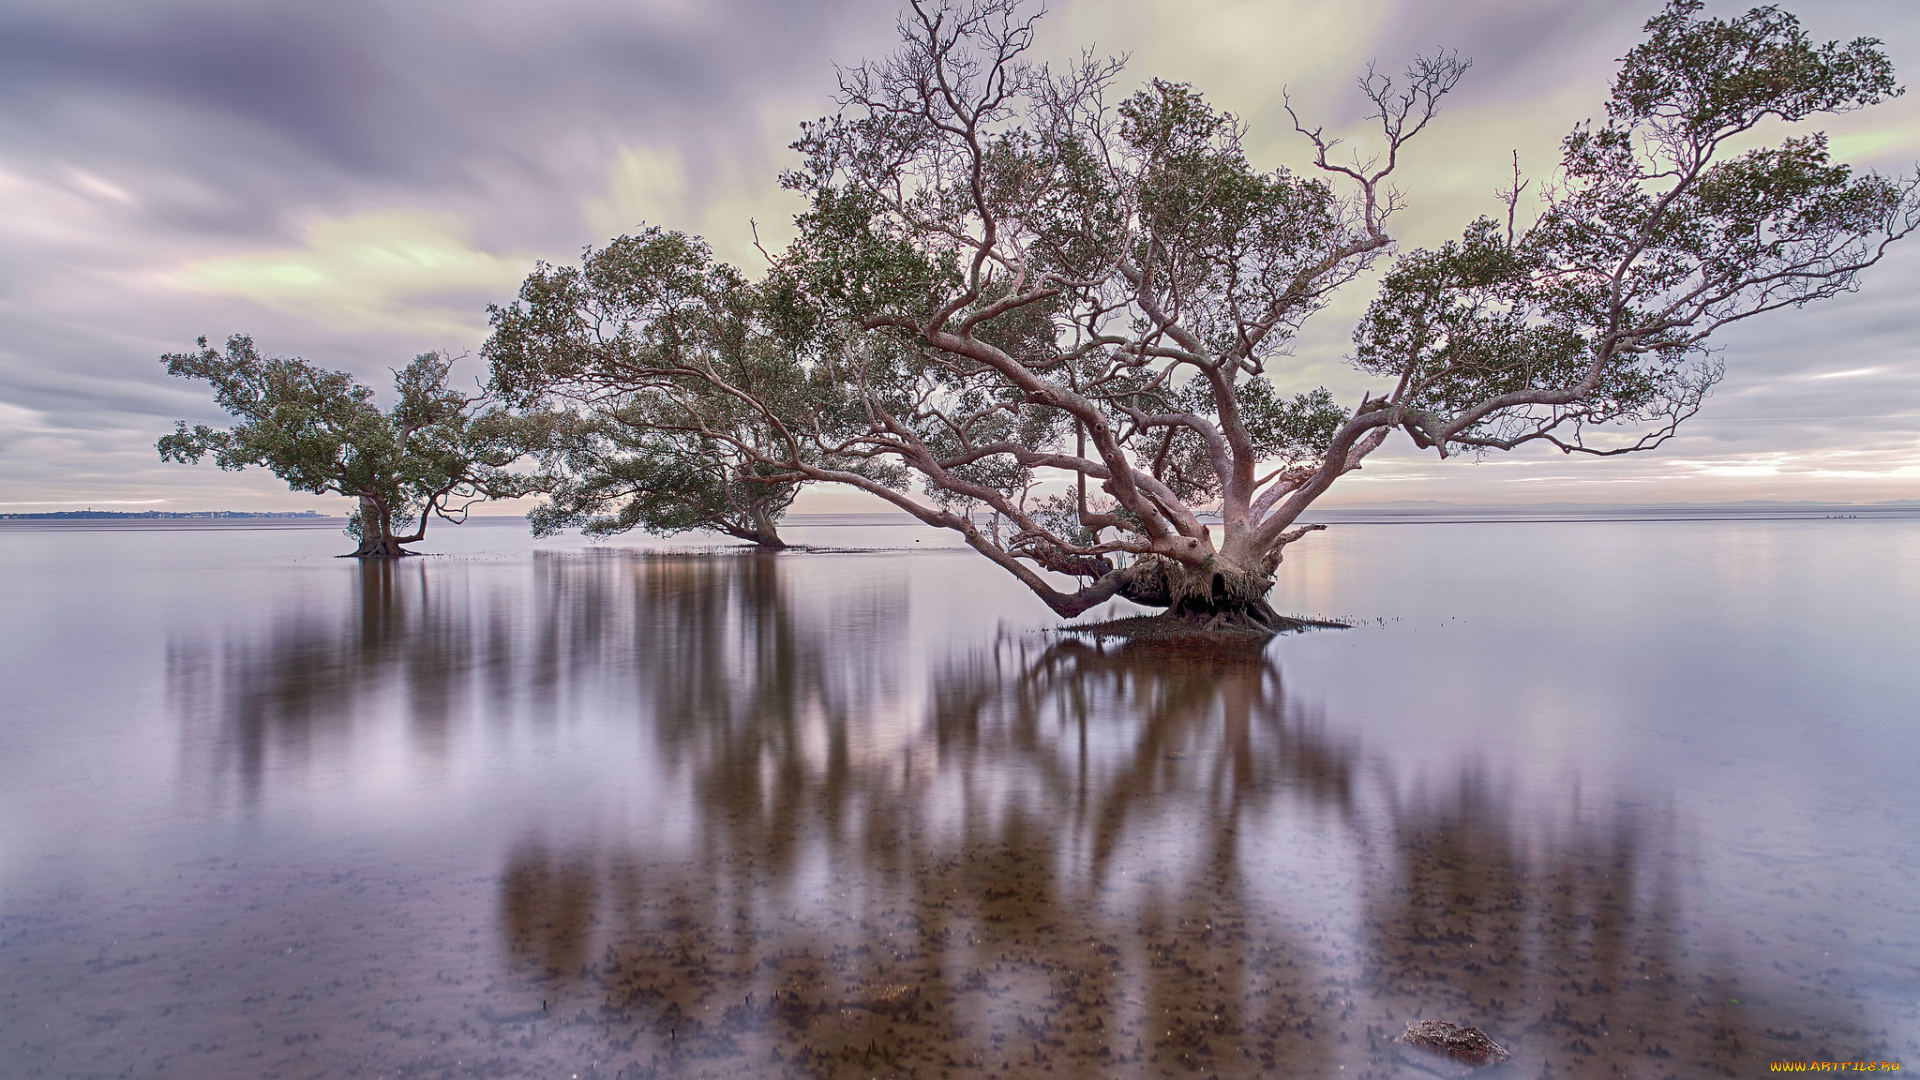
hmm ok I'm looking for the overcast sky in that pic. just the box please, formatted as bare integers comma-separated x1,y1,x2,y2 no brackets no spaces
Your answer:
2,0,1916,513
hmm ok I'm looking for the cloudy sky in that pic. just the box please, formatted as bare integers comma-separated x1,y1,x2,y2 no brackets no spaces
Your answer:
2,0,1916,513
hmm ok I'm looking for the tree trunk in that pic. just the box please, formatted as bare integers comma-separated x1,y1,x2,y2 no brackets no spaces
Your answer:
736,500,788,550
727,528,788,551
352,535,417,557
349,495,417,558
1111,552,1295,635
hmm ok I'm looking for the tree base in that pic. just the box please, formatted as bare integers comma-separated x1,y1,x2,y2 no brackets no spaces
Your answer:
1061,608,1348,646
340,540,420,558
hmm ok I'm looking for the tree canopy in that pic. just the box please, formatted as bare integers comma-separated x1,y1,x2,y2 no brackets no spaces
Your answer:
160,335,555,556
487,0,1916,633
1353,0,1912,461
488,230,824,549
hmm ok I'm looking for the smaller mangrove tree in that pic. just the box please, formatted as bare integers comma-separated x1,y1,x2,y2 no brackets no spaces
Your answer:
159,334,555,556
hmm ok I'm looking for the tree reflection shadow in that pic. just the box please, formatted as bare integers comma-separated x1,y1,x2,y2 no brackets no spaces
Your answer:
500,634,1357,1077
168,559,476,804
166,550,1870,1076
497,617,1861,1078
168,549,903,808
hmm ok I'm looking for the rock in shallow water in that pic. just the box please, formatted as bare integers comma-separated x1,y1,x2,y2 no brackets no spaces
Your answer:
1395,1018,1510,1073
846,983,919,1015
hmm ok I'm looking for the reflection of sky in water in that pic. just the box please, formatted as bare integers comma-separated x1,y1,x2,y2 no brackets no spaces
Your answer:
0,518,1915,1077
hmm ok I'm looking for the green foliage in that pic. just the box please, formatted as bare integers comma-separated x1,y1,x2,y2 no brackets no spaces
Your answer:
528,414,799,546
1178,380,1347,463
1115,80,1354,360
1353,0,1917,456
486,228,824,547
778,184,964,326
1353,220,1609,424
1610,0,1898,134
1028,491,1099,547
159,335,553,551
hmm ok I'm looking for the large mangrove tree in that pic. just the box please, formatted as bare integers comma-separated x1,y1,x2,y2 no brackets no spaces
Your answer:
487,0,1917,632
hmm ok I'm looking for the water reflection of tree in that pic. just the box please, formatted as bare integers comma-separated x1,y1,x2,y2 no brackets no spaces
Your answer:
169,549,884,807
168,559,479,805
1358,774,1687,1072
165,551,1868,1075
500,623,1865,1078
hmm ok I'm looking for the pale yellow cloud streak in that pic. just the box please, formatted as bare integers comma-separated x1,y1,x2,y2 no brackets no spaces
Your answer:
1051,0,1394,119
585,102,814,271
170,210,529,338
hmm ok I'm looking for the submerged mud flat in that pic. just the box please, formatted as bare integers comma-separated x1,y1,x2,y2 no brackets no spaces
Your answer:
1,519,1917,1077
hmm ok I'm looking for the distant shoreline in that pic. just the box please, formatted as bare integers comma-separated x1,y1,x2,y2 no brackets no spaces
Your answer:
1288,504,1920,525
0,510,325,520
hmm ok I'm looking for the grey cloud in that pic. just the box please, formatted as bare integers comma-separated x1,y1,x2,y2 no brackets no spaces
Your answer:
0,0,897,173
0,0,905,511
0,0,1916,510
0,7,387,169
0,0,900,244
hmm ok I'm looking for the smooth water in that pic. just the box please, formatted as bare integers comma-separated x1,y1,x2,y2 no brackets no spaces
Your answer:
1,515,1916,1079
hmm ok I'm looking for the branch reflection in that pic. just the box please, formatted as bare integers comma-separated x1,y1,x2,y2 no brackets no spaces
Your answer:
168,559,477,804
498,616,1843,1077
167,550,1856,1076
502,636,1354,1078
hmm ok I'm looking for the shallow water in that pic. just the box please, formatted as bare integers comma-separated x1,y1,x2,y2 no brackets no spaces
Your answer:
1,515,1916,1079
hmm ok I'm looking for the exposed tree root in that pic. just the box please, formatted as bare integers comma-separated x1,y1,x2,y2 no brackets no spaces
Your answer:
1059,607,1348,647
341,540,420,558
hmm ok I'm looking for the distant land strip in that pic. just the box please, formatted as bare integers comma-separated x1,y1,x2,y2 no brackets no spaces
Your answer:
0,510,325,520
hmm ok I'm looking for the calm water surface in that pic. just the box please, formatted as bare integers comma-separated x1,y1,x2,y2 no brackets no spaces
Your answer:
2,515,1916,1078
